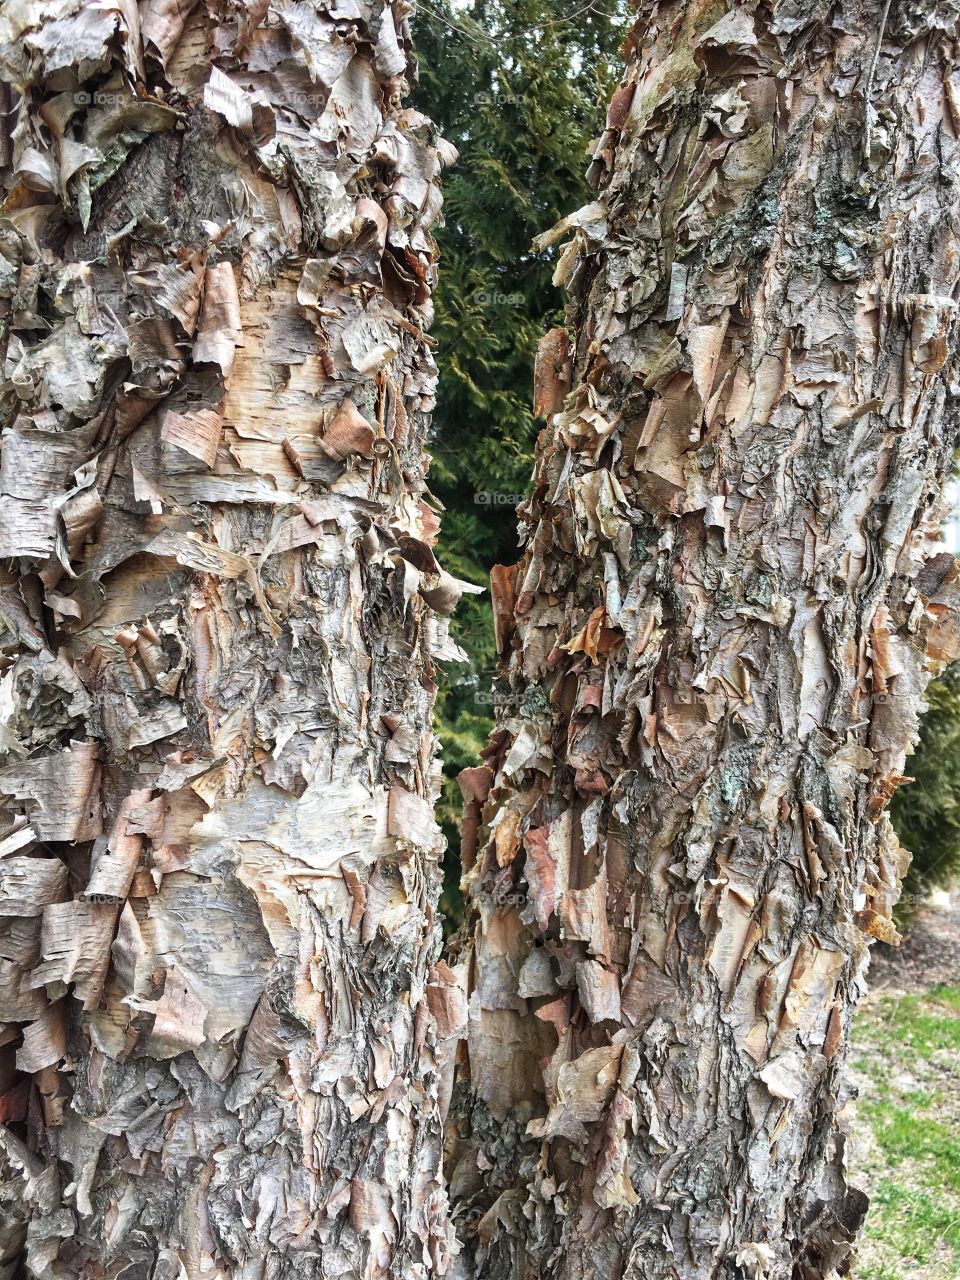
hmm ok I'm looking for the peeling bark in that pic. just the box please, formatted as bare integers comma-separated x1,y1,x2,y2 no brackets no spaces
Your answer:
0,2,463,1276
450,3,960,1278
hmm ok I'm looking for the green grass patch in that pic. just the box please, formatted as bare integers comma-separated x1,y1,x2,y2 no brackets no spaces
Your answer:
851,984,960,1280
857,1181,960,1279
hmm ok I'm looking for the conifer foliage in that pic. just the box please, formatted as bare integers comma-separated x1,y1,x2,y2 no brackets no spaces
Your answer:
893,661,960,907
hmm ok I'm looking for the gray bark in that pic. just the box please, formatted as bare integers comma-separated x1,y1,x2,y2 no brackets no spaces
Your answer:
450,3,960,1278
0,3,464,1278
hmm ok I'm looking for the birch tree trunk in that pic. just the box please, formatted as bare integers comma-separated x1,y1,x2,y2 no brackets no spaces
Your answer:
450,3,960,1278
0,3,464,1278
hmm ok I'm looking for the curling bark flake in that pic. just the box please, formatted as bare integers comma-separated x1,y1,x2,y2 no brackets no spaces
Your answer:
450,2,960,1278
0,2,466,1277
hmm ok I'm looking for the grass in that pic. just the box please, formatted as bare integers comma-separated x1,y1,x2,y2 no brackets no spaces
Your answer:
850,984,960,1279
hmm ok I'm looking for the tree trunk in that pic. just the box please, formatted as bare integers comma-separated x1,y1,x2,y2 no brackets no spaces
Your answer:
450,3,960,1278
0,4,462,1278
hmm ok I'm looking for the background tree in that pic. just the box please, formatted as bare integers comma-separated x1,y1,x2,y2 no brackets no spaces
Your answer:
892,660,960,908
0,3,462,1276
411,0,626,918
449,2,960,1277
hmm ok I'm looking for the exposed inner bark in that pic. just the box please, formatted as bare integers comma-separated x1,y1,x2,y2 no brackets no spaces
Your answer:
0,2,464,1277
449,3,960,1278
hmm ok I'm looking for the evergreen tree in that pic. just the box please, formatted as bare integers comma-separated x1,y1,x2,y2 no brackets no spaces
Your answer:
892,661,960,908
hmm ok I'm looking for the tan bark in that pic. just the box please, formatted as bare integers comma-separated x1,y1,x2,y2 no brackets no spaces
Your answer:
0,3,464,1277
450,3,960,1278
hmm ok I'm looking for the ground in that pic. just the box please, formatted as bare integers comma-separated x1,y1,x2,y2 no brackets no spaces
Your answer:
850,896,960,1280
